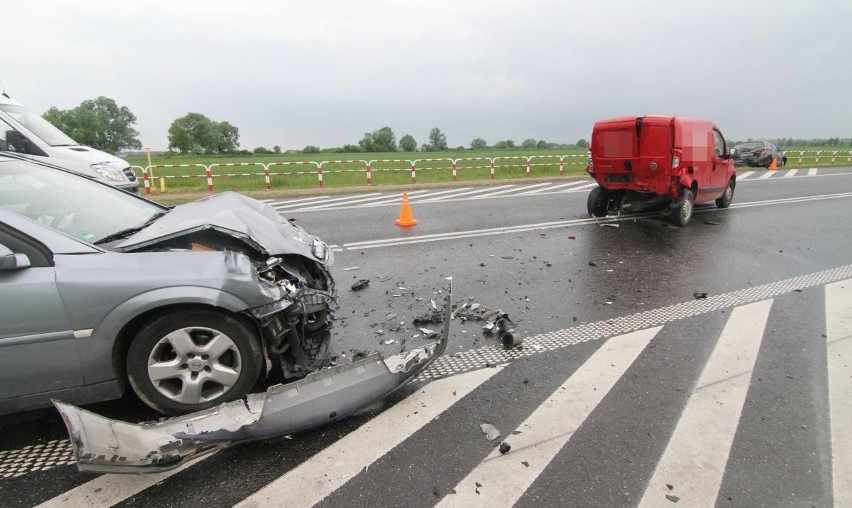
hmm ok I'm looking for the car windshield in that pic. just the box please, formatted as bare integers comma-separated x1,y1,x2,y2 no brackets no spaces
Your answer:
0,104,78,146
0,156,166,243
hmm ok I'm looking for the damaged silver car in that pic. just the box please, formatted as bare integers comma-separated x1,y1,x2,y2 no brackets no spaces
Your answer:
0,155,337,416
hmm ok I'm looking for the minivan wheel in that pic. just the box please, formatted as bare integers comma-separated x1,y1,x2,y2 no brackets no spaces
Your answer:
670,189,694,226
587,186,609,217
715,179,735,208
127,310,263,416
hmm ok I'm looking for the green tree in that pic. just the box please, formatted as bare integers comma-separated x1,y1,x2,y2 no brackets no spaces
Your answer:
470,138,488,150
168,113,240,154
429,127,448,150
576,138,589,149
273,145,281,154
253,146,273,154
399,134,417,152
494,139,516,149
359,126,397,152
536,140,549,149
521,138,537,149
42,96,141,154
302,145,321,154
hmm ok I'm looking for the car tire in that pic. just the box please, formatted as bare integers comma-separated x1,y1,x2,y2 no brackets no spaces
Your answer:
127,310,263,416
715,178,735,208
670,189,694,226
587,186,609,217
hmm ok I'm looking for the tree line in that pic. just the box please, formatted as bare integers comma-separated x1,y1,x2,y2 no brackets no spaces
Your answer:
40,96,850,156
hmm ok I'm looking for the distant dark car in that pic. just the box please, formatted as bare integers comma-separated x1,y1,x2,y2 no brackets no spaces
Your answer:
732,140,786,168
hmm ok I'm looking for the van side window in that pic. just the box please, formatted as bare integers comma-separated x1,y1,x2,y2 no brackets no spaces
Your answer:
712,129,725,158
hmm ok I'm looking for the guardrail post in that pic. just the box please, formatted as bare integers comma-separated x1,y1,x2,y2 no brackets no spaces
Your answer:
317,162,324,187
798,151,804,164
525,157,531,177
452,159,458,181
815,151,821,164
204,164,214,192
832,150,838,164
366,160,373,185
489,158,495,179
559,156,565,176
142,166,152,195
410,160,417,183
263,164,271,190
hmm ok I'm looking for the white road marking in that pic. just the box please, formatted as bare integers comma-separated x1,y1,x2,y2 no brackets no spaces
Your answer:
638,299,773,507
758,170,775,179
438,326,661,507
416,185,517,202
236,366,504,508
524,180,595,193
784,168,799,177
737,171,755,180
808,167,818,176
826,279,852,507
471,182,553,197
36,453,216,507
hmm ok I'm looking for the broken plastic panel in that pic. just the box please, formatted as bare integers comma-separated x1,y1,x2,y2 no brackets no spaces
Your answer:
54,280,453,474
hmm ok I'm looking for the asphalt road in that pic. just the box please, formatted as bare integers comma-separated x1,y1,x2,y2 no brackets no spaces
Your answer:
2,167,851,507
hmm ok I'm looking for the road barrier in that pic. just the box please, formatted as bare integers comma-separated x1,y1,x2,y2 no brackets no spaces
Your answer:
134,150,845,195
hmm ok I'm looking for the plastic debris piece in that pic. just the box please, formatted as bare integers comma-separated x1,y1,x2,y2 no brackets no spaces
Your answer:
386,313,397,321
499,442,511,454
589,261,597,267
383,339,396,345
341,267,360,271
350,279,370,291
693,291,708,299
480,422,500,441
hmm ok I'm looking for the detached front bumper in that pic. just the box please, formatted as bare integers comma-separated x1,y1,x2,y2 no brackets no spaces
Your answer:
55,282,452,474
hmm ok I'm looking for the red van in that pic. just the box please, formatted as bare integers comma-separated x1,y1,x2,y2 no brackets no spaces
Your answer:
586,115,736,226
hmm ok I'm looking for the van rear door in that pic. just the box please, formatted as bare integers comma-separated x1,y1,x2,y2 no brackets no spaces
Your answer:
591,116,673,196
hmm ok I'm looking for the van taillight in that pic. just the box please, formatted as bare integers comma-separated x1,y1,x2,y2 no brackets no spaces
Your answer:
671,149,682,173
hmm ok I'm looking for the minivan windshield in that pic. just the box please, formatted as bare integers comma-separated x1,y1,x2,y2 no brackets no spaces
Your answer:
0,104,78,146
0,156,166,243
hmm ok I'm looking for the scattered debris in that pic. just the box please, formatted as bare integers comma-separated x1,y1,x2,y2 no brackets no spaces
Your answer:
665,494,681,503
693,291,708,299
601,223,620,228
703,221,720,226
413,309,444,325
499,442,511,454
589,261,598,267
350,279,370,291
480,422,501,441
341,266,360,272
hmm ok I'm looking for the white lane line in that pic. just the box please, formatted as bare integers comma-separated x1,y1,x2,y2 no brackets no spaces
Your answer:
522,180,594,193
808,167,818,176
639,299,773,507
737,171,755,180
36,453,216,507
267,196,331,207
758,170,775,179
438,326,661,507
237,366,504,508
472,182,553,197
568,181,600,191
826,279,852,507
416,185,517,203
365,187,475,207
784,169,799,177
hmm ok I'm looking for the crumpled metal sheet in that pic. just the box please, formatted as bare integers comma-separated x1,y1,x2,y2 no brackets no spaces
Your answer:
54,281,453,474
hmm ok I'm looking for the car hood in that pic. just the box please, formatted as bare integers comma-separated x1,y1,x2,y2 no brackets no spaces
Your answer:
113,192,331,264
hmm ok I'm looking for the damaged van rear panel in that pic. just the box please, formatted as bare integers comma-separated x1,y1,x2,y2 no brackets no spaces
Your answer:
586,115,736,226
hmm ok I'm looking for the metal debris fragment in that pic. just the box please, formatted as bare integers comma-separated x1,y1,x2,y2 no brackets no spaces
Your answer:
350,279,370,291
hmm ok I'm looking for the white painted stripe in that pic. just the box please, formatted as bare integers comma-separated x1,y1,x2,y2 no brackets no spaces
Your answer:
826,279,852,507
472,182,553,197
784,168,799,177
269,195,332,207
417,185,517,202
569,181,600,191
808,167,818,176
758,170,775,179
639,299,772,507
438,326,661,507
737,171,755,180
522,180,594,193
237,366,504,508
36,453,216,507
364,187,474,207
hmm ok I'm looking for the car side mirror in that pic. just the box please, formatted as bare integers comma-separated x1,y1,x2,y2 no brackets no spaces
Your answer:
0,243,31,271
729,148,736,157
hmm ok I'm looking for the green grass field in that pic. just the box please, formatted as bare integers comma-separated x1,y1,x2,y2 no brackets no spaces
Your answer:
124,146,852,196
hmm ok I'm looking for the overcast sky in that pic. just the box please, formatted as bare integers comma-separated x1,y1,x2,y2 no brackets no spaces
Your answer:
4,0,851,151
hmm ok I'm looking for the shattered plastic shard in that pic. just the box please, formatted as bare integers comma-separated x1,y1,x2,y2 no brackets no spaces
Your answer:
480,422,501,441
54,281,454,474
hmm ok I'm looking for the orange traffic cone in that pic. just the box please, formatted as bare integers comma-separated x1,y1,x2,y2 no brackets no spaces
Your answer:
768,157,778,170
394,192,418,227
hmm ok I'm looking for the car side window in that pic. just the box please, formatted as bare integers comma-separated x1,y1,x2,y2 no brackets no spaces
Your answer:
712,129,726,158
0,117,23,152
0,223,53,267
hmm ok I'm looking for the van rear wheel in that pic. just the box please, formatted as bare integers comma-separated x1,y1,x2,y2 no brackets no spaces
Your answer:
670,189,694,226
587,187,609,217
